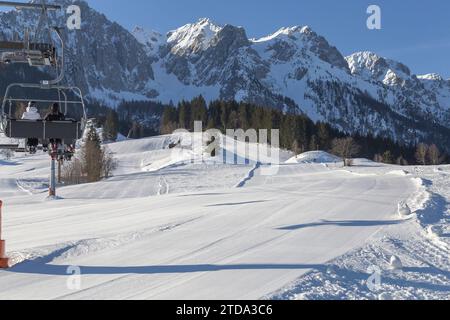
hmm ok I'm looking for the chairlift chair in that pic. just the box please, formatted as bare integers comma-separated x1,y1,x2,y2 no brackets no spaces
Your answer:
0,83,87,153
0,1,87,158
0,36,57,67
0,1,64,83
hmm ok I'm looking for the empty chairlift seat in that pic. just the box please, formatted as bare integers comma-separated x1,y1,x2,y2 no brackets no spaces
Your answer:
0,41,56,66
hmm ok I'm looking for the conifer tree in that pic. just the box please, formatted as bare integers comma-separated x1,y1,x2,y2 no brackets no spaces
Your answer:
103,109,119,141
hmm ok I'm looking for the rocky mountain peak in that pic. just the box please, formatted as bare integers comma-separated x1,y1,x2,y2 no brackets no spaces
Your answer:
132,27,164,57
300,28,349,71
346,51,412,86
167,18,223,56
210,24,250,50
418,73,444,82
257,25,348,71
254,25,314,43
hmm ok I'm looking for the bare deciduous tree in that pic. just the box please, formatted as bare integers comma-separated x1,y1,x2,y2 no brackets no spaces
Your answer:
374,154,383,163
382,150,393,164
291,140,300,155
331,137,360,166
396,156,408,166
415,143,428,165
427,144,442,165
61,158,84,185
102,148,118,179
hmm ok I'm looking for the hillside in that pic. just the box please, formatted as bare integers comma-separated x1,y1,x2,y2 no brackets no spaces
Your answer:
0,134,449,299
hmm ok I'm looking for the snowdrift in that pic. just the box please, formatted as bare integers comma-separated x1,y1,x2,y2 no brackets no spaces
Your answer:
286,151,341,164
108,132,292,174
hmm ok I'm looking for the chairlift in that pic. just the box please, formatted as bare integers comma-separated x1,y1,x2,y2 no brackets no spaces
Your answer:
0,31,58,67
0,1,64,84
0,1,89,197
0,83,87,147
0,0,87,147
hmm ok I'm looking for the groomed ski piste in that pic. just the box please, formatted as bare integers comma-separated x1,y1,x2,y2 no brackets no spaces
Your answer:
0,133,449,300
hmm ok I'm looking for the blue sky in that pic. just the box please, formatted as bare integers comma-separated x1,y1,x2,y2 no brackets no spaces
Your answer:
89,1,448,78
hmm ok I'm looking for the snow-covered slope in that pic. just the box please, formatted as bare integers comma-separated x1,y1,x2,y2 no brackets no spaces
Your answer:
268,165,450,300
286,151,341,164
132,27,164,57
1,135,449,300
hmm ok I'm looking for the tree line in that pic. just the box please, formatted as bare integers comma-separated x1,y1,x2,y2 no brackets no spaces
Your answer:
91,96,448,166
86,100,165,142
161,96,448,165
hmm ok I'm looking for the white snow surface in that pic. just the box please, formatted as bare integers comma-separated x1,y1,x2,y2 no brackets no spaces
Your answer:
132,27,164,57
0,135,449,300
286,151,341,164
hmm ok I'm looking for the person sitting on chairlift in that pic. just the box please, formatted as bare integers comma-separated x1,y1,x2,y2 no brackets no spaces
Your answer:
22,101,41,120
44,103,65,122
21,101,41,154
44,103,66,154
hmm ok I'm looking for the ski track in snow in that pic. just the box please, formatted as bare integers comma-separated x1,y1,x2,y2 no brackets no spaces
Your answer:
266,166,450,300
0,137,449,300
235,162,261,188
157,176,170,196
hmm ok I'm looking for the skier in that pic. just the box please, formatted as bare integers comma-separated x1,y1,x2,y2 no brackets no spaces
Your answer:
21,101,41,154
44,103,66,157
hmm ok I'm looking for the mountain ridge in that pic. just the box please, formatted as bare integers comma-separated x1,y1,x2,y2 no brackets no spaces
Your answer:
0,1,449,149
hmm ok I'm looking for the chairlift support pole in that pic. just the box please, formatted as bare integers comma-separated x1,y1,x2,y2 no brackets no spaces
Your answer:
49,156,56,197
58,158,62,183
41,27,64,86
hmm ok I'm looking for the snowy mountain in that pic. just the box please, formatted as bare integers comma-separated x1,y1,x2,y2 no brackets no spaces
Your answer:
346,51,450,128
133,26,164,57
1,0,449,149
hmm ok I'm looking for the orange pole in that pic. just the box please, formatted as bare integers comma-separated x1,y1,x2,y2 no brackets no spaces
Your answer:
0,200,10,268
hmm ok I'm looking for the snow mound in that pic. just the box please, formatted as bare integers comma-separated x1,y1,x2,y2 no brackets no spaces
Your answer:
398,201,412,217
286,151,341,164
427,225,443,238
389,255,403,270
378,293,394,300
387,170,410,176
